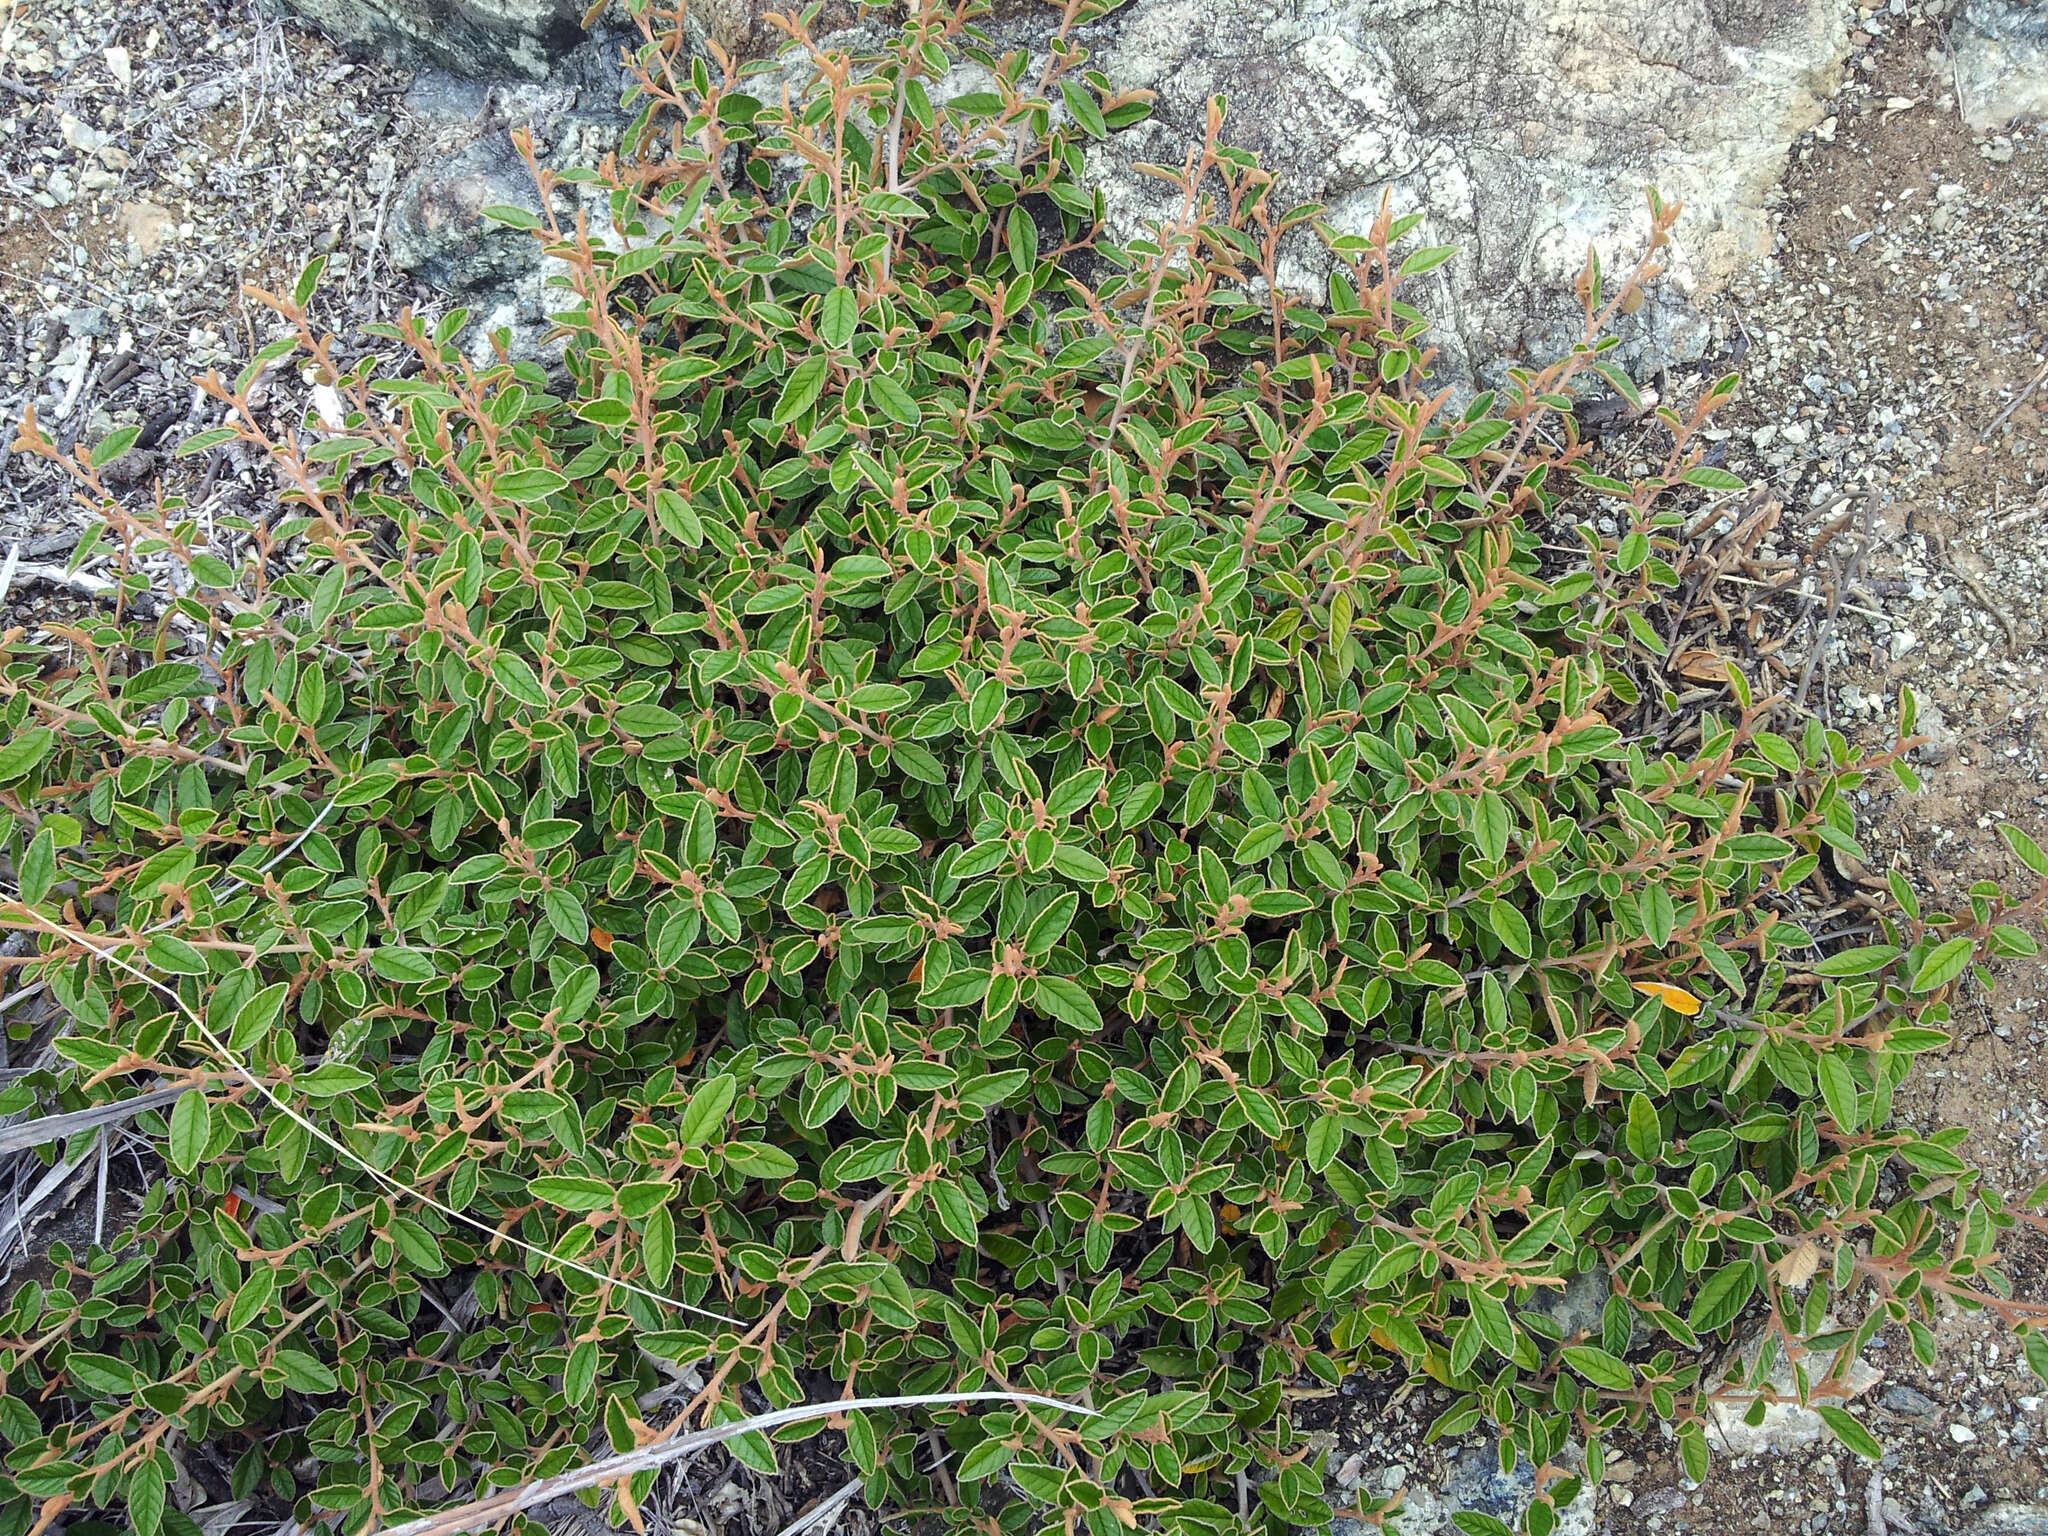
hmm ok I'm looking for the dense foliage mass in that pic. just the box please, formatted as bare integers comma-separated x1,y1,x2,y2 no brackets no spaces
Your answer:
4,4,2047,1535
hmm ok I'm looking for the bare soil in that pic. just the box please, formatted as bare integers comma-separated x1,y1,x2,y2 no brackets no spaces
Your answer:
1589,5,2048,1533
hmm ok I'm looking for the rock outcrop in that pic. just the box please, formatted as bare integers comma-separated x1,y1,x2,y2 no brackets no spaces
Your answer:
1070,0,1846,384
1954,0,2048,134
281,0,590,79
304,0,1850,387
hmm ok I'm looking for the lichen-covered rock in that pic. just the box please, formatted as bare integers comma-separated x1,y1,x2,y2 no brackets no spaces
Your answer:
1703,1338,1883,1455
279,0,590,78
1057,0,1846,386
353,0,1848,389
1966,1507,2048,1536
1327,1440,1597,1536
385,35,630,360
1953,0,2048,133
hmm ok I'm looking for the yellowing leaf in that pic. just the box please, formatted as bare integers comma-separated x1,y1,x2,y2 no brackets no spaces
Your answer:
1633,981,1702,1016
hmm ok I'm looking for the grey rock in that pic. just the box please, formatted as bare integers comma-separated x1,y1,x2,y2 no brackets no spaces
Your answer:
1953,1,2048,133
1706,1346,1884,1454
279,0,590,79
389,131,547,295
1910,696,1958,766
1965,1507,2048,1536
729,0,1844,388
374,0,1846,392
1519,1266,1612,1343
1058,0,1847,388
386,31,632,359
1878,1383,1943,1419
1341,1441,1594,1536
403,69,495,127
1702,1318,1884,1455
1444,1447,1538,1524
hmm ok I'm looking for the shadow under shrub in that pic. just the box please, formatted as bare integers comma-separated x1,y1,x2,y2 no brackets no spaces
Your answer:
4,3,2048,1535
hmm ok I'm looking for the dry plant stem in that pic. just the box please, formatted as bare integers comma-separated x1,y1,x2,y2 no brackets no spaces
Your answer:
1794,491,1879,711
1980,356,2048,440
363,1393,1093,1536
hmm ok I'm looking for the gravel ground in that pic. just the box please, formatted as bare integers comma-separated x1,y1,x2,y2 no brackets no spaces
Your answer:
0,0,425,567
4,0,2048,1533
1583,5,2048,1533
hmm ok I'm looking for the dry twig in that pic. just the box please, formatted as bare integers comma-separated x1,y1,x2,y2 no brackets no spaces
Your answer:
1981,357,2048,440
365,1393,1092,1536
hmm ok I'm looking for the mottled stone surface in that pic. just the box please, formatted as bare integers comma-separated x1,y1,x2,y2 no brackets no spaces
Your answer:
1060,0,1846,384
384,32,630,360
1954,0,2048,133
281,0,590,78
321,0,1848,386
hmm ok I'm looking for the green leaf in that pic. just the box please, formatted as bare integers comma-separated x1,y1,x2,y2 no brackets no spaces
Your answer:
1813,945,1898,977
820,287,858,348
1400,244,1457,276
1910,936,1973,993
1688,1261,1758,1333
724,1142,799,1178
1024,891,1079,955
1816,1405,1882,1460
492,653,550,707
65,1351,139,1395
275,1350,339,1394
2002,823,2048,877
1625,1094,1662,1163
1472,790,1511,862
17,829,54,906
0,726,54,780
1032,975,1102,1031
369,947,438,983
530,1175,616,1211
959,1438,1014,1482
1722,833,1795,863
297,1063,377,1099
125,662,204,704
1488,900,1533,958
644,1205,676,1287
866,370,922,427
127,1455,166,1536
1561,1345,1633,1392
615,703,685,737
928,1179,979,1244
1011,418,1086,451
168,1091,211,1176
774,355,831,424
495,467,568,504
679,1074,737,1147
189,553,236,587
227,1268,276,1333
146,934,210,976
1058,79,1106,139
1898,1140,1970,1176
1816,1051,1860,1134
230,982,290,1051
543,888,589,944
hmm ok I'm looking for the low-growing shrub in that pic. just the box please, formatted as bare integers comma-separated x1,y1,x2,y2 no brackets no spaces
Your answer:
5,4,2047,1535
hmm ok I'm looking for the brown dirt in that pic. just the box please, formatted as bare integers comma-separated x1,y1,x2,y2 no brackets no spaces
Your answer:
1590,5,2048,1533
